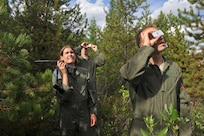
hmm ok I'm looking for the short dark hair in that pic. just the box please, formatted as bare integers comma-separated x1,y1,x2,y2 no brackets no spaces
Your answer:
136,24,158,47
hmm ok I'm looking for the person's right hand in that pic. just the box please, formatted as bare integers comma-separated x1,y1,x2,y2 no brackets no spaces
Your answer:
90,114,97,127
141,30,161,47
57,60,67,75
81,42,89,48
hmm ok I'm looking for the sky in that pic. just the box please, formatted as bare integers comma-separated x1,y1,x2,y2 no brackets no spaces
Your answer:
70,0,194,28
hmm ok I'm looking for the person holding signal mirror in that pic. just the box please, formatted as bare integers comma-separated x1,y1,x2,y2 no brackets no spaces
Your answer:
74,42,105,136
120,24,192,136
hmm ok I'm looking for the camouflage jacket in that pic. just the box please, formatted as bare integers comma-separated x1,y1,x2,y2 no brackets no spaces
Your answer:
52,66,97,115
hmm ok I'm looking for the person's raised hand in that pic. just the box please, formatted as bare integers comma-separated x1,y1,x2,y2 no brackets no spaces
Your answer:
57,60,67,75
140,30,161,47
81,42,89,48
91,44,98,52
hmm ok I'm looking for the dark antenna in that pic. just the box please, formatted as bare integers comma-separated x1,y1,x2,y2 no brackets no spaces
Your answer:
34,60,57,63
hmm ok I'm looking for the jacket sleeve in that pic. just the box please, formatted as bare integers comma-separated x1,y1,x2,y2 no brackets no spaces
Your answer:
120,46,154,83
178,78,192,136
74,45,82,55
94,50,105,67
52,69,73,101
87,72,98,115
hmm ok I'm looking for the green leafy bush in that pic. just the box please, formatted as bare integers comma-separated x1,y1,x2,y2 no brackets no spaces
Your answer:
191,99,204,136
141,104,190,136
99,86,131,136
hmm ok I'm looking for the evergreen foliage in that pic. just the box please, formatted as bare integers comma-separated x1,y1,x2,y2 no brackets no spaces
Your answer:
85,18,101,44
98,0,147,95
0,30,57,135
8,0,88,72
0,0,204,135
177,0,204,99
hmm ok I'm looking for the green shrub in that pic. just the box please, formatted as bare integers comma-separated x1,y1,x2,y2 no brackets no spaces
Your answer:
141,104,190,136
191,99,204,136
99,86,131,136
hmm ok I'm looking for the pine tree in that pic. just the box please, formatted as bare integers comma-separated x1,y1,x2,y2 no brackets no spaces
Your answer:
0,2,60,135
177,0,204,98
178,0,204,47
97,0,149,135
85,18,101,44
0,0,15,33
8,0,87,63
99,0,147,94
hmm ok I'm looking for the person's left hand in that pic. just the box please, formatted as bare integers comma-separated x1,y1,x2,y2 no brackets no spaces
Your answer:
91,45,98,52
90,114,97,127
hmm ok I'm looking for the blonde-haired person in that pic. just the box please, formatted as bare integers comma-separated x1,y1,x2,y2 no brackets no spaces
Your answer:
52,45,97,136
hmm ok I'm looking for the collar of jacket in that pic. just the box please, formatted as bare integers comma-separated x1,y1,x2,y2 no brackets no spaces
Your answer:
148,56,171,72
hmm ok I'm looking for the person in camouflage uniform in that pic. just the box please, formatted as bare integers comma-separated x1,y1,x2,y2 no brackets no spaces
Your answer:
120,25,192,136
75,42,105,89
74,42,105,136
52,45,97,136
